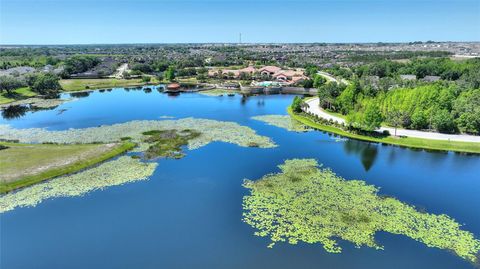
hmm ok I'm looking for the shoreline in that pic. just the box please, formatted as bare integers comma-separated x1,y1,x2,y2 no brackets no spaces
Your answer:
0,141,136,194
288,106,480,154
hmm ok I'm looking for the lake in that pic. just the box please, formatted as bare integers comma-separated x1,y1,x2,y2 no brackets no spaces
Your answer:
1,87,479,269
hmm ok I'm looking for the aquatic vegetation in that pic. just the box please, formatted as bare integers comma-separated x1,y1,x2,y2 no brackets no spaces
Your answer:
0,118,276,149
0,119,274,211
0,156,157,213
142,129,201,159
242,159,480,264
252,115,311,132
0,97,74,109
197,89,239,96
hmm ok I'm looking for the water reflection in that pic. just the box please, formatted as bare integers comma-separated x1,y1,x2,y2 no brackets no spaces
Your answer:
343,139,379,171
1,105,29,119
69,91,91,98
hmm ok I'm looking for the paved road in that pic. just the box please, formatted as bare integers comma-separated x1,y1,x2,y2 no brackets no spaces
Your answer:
304,98,480,143
317,71,350,85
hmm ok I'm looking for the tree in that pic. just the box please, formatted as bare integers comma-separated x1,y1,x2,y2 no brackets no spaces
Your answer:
313,74,326,88
304,65,318,77
142,75,151,83
291,96,303,113
0,76,24,95
336,83,358,114
347,102,383,132
131,63,153,74
64,55,100,75
432,109,456,133
239,72,252,81
361,103,383,131
164,66,176,81
410,110,428,130
453,89,480,134
386,109,409,136
31,73,62,96
299,79,313,88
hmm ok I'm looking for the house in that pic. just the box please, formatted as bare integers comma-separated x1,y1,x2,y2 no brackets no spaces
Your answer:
259,66,282,77
238,66,256,75
422,75,441,82
0,66,36,76
400,74,416,80
290,75,308,84
273,70,305,82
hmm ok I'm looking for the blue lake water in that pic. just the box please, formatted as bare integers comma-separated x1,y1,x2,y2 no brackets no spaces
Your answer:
1,88,479,269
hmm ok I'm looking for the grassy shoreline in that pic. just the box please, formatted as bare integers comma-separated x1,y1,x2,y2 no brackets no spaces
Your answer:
59,78,157,92
0,87,37,105
0,141,136,193
288,107,480,154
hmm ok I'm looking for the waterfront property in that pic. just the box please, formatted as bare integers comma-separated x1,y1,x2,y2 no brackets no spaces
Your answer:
208,65,309,85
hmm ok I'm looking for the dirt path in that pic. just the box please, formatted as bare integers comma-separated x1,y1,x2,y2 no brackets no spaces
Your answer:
111,63,129,79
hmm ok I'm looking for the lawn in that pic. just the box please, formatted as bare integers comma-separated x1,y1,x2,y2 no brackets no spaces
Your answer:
288,107,480,154
0,87,37,104
0,141,136,193
59,78,156,92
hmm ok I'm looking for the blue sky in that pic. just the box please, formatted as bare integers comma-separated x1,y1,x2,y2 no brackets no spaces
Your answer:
0,0,479,44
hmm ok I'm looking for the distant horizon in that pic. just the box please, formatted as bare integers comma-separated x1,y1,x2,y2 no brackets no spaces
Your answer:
1,40,480,46
1,0,479,45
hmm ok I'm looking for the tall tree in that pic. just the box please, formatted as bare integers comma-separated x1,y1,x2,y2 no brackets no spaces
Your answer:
164,66,176,81
386,109,409,136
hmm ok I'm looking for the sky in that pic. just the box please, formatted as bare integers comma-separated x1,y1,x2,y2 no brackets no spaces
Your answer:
0,0,479,44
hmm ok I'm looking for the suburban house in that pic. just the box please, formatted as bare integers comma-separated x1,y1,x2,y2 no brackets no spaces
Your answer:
422,75,441,82
238,66,256,75
400,74,417,80
259,66,282,76
272,70,307,83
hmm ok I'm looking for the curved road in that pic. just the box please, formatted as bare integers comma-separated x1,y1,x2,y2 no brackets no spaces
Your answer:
304,97,480,143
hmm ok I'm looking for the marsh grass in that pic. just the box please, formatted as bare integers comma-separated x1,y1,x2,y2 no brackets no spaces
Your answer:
142,129,201,159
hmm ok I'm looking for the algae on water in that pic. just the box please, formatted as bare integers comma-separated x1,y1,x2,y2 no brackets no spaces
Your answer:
0,118,276,213
242,159,480,264
0,118,276,149
252,115,311,132
0,156,158,213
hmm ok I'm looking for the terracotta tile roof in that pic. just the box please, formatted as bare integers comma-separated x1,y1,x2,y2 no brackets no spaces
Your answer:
239,66,256,73
259,66,282,73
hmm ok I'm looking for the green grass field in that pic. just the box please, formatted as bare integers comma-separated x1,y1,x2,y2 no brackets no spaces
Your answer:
59,78,156,92
288,107,480,154
0,141,136,193
0,87,37,104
